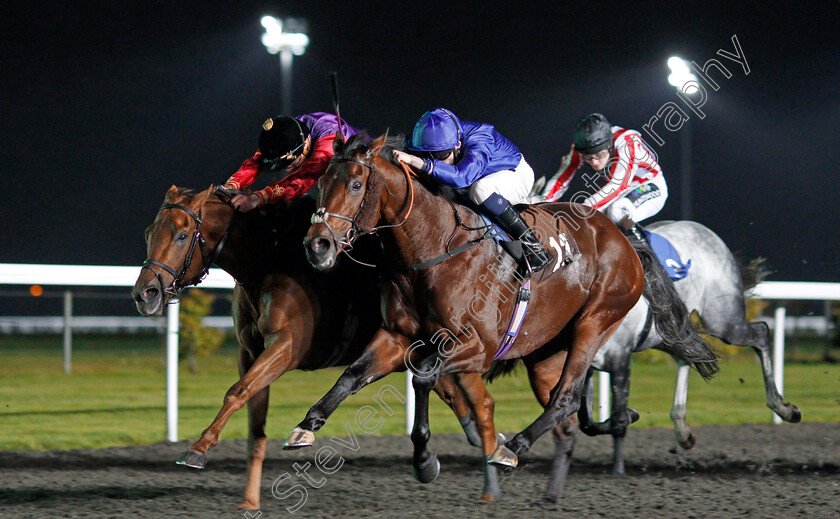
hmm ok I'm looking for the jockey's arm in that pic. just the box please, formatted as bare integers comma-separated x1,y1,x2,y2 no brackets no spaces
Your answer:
428,133,494,189
542,145,579,202
584,144,633,210
224,151,263,191
253,134,338,204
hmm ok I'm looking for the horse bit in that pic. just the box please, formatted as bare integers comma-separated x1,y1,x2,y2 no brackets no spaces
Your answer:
310,156,414,267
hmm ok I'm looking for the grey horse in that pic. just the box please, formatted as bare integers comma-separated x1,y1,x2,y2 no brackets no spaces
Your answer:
536,219,801,505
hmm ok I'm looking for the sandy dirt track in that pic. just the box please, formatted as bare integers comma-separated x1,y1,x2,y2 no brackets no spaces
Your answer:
0,422,837,518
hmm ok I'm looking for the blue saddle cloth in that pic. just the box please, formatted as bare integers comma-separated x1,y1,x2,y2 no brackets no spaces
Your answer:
644,230,691,280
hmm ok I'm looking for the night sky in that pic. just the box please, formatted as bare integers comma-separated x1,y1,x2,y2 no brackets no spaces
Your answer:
2,1,838,283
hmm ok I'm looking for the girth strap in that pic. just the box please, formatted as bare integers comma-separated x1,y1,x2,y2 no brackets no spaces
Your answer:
493,279,531,360
407,230,503,271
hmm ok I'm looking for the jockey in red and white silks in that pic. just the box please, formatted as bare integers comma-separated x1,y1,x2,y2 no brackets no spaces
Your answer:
541,113,667,225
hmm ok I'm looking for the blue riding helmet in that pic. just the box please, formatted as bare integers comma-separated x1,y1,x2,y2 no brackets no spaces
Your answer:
408,108,463,152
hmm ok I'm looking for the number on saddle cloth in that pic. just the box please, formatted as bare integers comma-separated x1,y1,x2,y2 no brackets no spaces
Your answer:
477,211,580,275
643,230,691,280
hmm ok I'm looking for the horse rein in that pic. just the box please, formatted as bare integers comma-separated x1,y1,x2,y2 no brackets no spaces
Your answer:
141,196,231,300
310,156,415,267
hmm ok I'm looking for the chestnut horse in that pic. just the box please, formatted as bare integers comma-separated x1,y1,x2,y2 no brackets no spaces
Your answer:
132,185,492,508
293,133,716,486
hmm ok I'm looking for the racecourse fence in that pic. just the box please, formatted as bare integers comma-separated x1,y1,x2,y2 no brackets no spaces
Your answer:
0,263,838,439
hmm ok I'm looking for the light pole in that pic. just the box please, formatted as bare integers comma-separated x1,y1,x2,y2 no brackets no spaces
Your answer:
261,16,309,115
667,57,699,221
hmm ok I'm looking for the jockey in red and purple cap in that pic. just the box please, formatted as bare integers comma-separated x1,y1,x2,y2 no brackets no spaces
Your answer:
224,112,357,211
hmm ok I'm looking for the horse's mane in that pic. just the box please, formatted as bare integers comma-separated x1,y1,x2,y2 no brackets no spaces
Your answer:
165,184,316,241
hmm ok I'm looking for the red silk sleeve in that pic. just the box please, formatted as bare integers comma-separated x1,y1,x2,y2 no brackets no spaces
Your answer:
223,150,263,191
255,135,337,203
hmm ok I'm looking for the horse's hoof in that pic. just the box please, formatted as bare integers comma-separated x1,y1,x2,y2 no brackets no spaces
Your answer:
412,454,440,483
487,444,518,469
627,408,640,424
531,496,558,508
678,430,696,450
176,449,207,469
788,405,802,423
283,427,315,450
237,500,260,511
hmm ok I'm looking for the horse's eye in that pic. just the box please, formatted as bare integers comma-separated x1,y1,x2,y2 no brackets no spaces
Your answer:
351,181,363,191
177,232,188,242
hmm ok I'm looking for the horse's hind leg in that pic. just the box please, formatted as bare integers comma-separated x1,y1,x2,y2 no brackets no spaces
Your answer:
452,372,500,501
498,312,626,461
540,417,579,505
525,354,580,506
432,374,482,448
670,360,695,449
700,310,801,422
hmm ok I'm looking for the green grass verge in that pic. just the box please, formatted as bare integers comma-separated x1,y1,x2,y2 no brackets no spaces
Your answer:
0,335,838,450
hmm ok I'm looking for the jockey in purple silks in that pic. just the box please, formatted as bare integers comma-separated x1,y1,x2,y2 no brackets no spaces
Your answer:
393,108,549,274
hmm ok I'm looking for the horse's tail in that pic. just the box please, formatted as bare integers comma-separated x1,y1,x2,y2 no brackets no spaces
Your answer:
739,256,771,294
632,240,720,381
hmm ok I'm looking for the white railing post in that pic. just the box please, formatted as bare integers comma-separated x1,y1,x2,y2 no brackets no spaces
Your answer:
405,371,415,434
599,372,611,421
773,306,786,425
167,302,180,442
63,290,73,374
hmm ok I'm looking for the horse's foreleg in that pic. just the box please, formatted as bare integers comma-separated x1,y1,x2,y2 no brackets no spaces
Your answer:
239,383,269,510
180,328,293,466
410,354,442,484
577,368,598,432
409,333,492,487
432,374,482,448
605,357,634,475
291,328,408,445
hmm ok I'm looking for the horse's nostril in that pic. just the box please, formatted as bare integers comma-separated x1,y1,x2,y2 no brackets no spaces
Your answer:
311,237,331,254
142,287,160,303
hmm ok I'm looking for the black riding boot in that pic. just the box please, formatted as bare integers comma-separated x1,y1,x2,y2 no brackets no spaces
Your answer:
495,204,550,274
617,217,652,248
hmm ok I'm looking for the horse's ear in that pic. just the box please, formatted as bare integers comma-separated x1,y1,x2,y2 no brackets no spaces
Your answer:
192,185,213,207
370,131,388,153
333,132,345,155
164,185,179,202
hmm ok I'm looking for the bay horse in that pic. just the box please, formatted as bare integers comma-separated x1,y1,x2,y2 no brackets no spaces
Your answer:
131,185,491,508
293,132,719,487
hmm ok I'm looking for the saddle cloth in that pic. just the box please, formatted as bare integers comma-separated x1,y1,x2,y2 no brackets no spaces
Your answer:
478,206,580,273
644,230,691,280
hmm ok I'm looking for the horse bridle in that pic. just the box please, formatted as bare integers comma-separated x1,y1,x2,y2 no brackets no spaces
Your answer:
310,156,415,265
141,201,230,300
